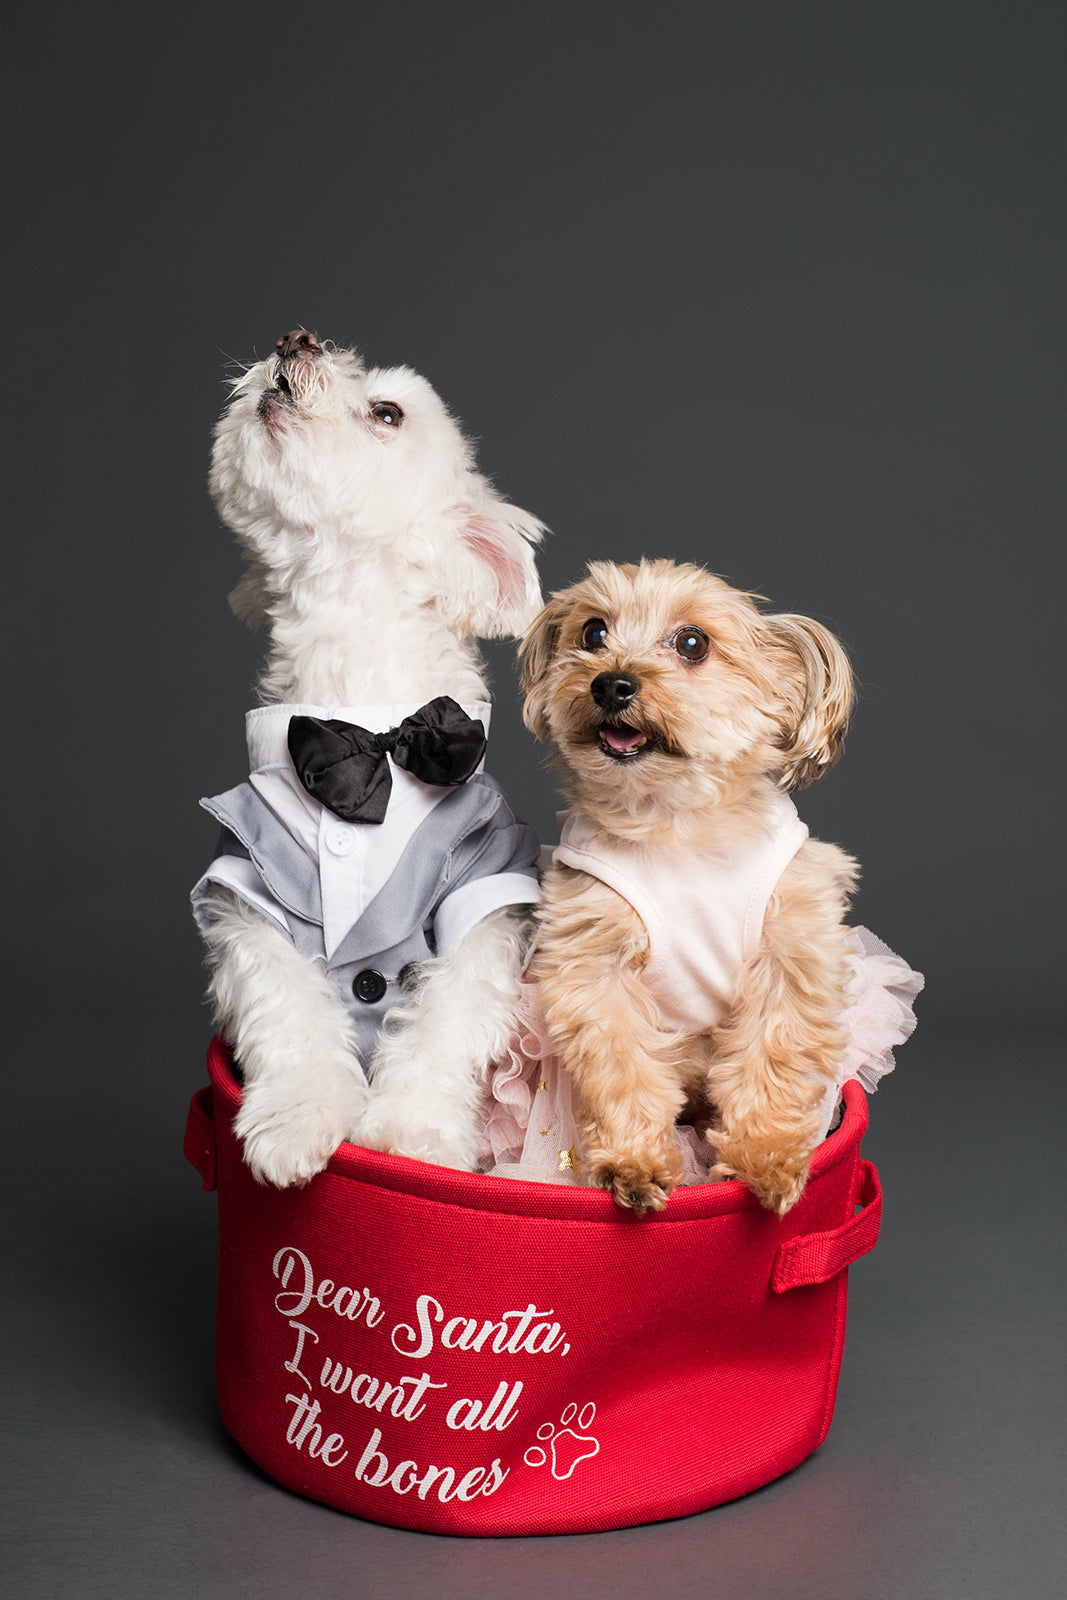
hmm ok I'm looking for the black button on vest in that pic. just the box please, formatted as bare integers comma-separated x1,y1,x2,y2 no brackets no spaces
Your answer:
352,969,388,1005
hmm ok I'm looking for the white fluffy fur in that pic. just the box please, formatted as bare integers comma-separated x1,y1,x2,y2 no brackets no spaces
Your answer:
200,332,545,1186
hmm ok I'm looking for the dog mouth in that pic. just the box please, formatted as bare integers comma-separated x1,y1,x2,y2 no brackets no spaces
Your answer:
257,364,295,419
265,336,320,409
597,720,656,760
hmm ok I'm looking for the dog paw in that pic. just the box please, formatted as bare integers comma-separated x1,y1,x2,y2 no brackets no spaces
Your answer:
236,1084,359,1188
524,1402,600,1479
711,1140,810,1216
357,1100,478,1172
589,1149,683,1215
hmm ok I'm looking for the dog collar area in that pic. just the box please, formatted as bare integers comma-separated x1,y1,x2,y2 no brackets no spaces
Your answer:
245,701,493,771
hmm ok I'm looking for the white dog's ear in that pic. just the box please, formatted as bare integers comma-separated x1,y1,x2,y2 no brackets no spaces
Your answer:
446,497,546,639
228,562,271,629
764,613,855,789
519,592,569,739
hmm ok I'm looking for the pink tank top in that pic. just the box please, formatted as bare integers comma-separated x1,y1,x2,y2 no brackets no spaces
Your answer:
554,789,808,1034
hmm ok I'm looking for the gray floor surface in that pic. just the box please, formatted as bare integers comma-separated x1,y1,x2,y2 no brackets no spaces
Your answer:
5,1001,1063,1599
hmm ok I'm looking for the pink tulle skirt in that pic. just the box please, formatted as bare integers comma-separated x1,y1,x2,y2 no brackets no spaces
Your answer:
481,926,923,1188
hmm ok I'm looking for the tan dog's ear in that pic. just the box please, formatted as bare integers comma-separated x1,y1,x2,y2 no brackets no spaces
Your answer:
764,613,855,789
519,593,569,739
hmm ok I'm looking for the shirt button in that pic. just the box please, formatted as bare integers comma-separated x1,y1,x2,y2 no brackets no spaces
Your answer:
352,969,388,1005
325,824,356,856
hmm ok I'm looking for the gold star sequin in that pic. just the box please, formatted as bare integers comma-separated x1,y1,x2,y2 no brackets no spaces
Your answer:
557,1145,580,1173
538,1080,548,1092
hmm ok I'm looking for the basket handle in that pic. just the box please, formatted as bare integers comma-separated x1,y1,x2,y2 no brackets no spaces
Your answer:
772,1160,882,1292
184,1086,218,1191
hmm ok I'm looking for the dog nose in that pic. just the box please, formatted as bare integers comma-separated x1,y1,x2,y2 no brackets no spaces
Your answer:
591,672,640,712
276,329,322,359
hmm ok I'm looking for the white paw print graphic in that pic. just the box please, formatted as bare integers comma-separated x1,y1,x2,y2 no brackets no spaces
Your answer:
523,1401,600,1480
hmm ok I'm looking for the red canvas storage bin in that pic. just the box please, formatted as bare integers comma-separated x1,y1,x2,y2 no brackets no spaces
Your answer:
185,1036,882,1536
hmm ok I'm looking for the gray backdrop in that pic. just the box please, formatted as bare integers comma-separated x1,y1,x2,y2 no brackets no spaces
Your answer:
6,3,1064,1596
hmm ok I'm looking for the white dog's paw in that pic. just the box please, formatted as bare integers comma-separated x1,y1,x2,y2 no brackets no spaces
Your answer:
356,1098,478,1172
235,1079,365,1188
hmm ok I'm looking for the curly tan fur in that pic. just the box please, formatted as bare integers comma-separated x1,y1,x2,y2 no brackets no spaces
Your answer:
522,560,858,1215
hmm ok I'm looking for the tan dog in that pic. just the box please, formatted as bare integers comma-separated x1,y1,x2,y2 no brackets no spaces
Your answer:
521,559,858,1216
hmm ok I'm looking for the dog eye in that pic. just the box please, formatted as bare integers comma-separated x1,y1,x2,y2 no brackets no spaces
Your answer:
671,626,710,663
580,618,609,652
370,401,404,428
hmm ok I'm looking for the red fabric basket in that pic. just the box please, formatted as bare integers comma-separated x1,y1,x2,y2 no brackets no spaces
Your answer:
185,1036,882,1536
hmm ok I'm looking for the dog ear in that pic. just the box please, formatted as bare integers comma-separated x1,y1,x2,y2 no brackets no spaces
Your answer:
764,613,855,789
228,562,271,629
519,593,569,739
448,497,546,639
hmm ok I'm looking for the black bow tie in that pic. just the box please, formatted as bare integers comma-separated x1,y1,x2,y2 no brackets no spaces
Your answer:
286,697,488,825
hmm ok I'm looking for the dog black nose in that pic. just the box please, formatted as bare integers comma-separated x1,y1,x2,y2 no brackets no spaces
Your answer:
276,329,322,358
591,672,640,712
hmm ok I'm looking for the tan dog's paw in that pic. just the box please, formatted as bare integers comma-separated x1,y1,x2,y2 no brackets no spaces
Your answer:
711,1136,810,1216
589,1147,684,1215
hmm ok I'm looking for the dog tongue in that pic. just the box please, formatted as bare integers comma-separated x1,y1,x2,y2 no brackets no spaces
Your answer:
602,723,646,753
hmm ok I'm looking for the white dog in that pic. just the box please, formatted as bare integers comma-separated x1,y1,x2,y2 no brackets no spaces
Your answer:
193,330,545,1187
